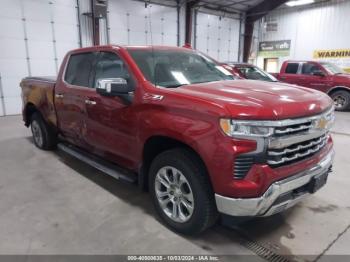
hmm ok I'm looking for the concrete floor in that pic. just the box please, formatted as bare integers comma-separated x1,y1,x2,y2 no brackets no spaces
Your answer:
0,113,349,261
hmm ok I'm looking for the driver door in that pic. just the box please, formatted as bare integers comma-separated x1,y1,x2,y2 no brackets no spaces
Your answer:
83,51,138,168
298,62,330,92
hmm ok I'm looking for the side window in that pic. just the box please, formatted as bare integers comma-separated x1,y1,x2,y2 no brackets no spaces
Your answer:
302,63,321,75
94,52,129,88
285,63,299,74
64,52,95,88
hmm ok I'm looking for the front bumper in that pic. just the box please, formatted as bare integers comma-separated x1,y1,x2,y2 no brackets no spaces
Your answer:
215,149,334,217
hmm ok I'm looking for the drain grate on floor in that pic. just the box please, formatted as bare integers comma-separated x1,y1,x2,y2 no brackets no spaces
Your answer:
240,237,292,262
232,228,293,262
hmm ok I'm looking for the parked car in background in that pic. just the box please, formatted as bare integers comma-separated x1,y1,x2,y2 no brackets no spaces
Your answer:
21,45,334,235
221,62,278,82
274,60,350,111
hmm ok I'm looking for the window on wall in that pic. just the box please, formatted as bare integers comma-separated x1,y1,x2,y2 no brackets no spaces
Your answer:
301,63,321,75
285,63,299,74
65,53,96,88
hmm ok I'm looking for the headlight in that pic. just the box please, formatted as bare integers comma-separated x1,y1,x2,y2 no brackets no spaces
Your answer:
220,119,274,137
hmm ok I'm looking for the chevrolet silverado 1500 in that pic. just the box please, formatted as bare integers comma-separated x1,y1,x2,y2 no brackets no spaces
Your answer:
274,60,350,111
21,45,335,235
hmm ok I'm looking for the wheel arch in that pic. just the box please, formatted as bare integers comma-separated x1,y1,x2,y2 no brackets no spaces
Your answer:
24,102,39,127
327,86,350,96
139,135,211,191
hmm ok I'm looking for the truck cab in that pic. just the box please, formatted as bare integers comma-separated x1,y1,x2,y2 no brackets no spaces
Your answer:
275,60,350,111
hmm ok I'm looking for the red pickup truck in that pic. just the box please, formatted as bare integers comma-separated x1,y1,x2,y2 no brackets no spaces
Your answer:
21,45,335,235
274,60,350,111
221,62,278,82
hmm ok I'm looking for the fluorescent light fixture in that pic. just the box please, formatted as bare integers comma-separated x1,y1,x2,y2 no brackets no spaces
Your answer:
286,0,314,7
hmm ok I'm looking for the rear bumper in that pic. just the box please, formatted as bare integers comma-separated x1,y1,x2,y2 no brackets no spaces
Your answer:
215,149,334,217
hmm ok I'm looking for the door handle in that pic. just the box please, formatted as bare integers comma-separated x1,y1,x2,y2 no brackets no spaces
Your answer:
85,99,97,105
280,76,286,80
55,94,64,98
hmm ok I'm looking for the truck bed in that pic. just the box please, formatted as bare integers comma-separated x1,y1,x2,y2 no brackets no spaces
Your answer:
20,76,57,127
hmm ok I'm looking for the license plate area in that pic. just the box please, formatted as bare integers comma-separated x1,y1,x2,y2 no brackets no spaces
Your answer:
308,172,328,193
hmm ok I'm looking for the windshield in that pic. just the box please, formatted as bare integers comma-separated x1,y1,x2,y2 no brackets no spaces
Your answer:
128,49,234,88
319,62,344,75
235,65,277,82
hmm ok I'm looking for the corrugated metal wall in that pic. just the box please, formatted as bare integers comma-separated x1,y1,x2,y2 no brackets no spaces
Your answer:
0,0,80,116
256,0,350,69
195,12,240,62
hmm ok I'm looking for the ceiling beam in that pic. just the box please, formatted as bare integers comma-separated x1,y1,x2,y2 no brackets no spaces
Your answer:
246,0,290,22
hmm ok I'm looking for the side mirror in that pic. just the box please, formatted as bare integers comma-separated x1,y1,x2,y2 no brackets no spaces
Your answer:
312,70,325,77
96,78,134,97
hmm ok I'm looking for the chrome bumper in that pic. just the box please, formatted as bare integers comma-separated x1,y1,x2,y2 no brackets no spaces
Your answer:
215,149,334,217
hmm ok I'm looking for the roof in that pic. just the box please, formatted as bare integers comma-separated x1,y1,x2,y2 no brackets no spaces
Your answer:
69,44,194,53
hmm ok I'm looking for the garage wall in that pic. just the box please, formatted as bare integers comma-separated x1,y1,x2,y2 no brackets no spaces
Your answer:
108,0,178,46
256,0,350,70
0,0,80,116
195,12,240,62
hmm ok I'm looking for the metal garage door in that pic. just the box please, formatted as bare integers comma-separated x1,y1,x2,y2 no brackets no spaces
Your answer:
195,12,240,62
0,0,80,116
108,0,178,46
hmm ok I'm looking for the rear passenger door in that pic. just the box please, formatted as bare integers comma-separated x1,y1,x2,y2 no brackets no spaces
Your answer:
279,62,301,85
55,52,97,147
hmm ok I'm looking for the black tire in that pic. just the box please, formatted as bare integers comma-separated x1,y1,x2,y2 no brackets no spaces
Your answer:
149,148,218,235
30,112,57,150
330,90,350,111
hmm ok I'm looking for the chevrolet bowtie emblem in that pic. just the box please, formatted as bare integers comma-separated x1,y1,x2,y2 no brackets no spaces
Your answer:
316,117,328,129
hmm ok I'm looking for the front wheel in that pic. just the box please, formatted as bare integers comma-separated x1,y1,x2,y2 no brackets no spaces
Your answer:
330,90,350,111
149,148,218,235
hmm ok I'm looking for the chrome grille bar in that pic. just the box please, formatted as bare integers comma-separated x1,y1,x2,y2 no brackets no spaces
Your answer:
274,123,312,135
268,135,327,156
267,136,328,166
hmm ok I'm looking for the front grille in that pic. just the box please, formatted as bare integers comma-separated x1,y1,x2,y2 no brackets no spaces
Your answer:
267,134,328,167
274,122,312,136
234,156,254,179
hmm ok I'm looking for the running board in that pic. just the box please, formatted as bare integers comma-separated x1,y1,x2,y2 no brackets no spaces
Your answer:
57,143,137,184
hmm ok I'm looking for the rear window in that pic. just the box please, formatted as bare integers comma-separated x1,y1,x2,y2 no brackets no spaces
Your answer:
65,52,95,88
285,63,299,74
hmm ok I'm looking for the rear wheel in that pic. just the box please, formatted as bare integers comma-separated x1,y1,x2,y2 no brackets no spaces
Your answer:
149,148,218,235
330,90,350,111
30,112,57,150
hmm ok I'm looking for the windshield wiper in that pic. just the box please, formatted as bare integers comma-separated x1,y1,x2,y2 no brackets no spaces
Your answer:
165,84,188,88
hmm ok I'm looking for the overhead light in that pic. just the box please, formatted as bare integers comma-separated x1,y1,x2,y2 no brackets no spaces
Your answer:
286,0,314,7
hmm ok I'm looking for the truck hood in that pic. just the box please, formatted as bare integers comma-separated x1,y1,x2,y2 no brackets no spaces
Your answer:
176,80,332,120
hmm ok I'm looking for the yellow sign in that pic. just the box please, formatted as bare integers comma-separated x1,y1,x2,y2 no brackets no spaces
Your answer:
313,49,350,59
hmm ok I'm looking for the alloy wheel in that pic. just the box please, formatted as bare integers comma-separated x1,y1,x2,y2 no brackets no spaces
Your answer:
155,166,194,223
31,120,43,147
333,94,346,109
